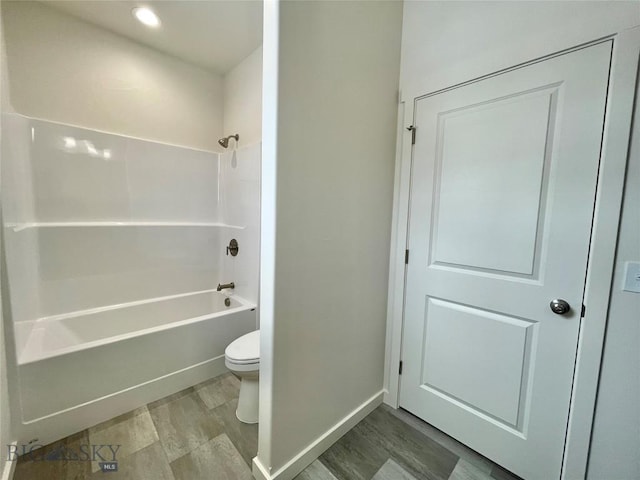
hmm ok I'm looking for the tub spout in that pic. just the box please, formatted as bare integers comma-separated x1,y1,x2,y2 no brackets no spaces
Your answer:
217,282,235,292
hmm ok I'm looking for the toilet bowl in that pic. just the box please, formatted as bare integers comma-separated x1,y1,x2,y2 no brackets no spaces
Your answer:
225,329,259,424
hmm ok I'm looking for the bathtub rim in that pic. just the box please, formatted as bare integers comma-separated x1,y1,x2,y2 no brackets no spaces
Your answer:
17,289,256,366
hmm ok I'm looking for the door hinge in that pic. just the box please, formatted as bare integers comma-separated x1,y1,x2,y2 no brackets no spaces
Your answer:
581,304,586,317
405,249,409,265
399,360,403,375
407,125,416,145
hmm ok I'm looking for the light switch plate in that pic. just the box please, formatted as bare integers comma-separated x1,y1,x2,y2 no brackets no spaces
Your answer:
623,261,640,293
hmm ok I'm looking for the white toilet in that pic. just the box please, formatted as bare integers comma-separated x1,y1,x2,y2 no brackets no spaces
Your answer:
225,330,260,424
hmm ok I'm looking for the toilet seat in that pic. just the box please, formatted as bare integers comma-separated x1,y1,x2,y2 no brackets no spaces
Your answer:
225,330,260,365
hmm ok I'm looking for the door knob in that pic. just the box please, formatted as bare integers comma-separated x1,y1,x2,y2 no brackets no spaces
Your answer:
550,299,571,315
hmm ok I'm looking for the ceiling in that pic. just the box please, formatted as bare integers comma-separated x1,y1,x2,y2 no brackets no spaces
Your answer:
44,0,263,74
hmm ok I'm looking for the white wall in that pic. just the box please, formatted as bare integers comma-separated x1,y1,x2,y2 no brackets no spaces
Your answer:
398,2,640,479
224,46,263,146
588,83,640,480
258,1,402,476
401,1,640,94
2,1,224,151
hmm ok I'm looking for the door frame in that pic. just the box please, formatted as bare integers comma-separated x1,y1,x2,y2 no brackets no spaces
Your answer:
383,27,640,480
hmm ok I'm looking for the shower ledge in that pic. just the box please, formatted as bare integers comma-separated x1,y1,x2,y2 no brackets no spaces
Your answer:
7,221,246,232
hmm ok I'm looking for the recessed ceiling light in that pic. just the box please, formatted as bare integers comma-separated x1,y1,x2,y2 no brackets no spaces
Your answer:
132,7,160,28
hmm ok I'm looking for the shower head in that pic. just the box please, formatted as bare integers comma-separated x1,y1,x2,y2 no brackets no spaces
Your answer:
218,134,239,149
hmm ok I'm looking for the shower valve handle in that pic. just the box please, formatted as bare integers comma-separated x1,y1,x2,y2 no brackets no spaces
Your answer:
227,239,239,256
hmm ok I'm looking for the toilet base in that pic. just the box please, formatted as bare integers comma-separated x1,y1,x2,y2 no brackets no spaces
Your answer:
236,376,259,424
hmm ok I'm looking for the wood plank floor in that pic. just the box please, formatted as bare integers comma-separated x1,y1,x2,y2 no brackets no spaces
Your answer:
13,375,521,480
298,405,521,480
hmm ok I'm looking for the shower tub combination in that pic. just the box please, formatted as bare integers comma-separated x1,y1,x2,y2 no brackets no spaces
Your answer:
14,290,256,446
2,114,262,446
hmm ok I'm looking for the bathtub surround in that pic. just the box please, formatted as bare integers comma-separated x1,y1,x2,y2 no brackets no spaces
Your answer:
1,113,261,447
257,1,403,478
219,143,262,306
1,115,261,319
3,115,221,320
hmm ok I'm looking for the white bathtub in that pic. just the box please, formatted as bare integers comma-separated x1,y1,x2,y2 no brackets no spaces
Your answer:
14,290,256,446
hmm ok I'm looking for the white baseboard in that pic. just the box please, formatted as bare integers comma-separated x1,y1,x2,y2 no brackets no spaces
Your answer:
252,456,272,480
1,441,17,480
382,388,398,408
252,390,384,480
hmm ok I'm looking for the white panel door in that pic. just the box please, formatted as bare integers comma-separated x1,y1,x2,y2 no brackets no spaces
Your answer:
399,42,612,480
